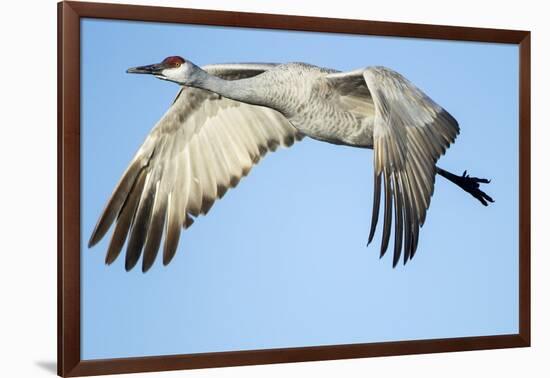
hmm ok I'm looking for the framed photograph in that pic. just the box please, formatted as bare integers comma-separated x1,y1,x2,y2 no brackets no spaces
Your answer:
58,1,530,376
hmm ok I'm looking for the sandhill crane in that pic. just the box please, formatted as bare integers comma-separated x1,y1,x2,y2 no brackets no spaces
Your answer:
88,56,493,272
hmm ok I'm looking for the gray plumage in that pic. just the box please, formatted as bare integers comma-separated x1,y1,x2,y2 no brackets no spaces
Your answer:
89,59,492,272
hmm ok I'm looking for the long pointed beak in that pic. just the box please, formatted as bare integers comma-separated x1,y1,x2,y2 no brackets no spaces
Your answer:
126,63,165,75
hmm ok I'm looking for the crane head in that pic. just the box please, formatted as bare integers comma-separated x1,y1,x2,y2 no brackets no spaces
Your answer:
126,56,190,83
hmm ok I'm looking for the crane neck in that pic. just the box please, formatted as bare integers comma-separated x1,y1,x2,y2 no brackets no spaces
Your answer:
187,66,273,109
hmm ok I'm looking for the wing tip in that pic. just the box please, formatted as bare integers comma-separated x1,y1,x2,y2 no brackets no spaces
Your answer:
87,236,98,249
142,259,154,273
163,253,176,266
87,219,109,249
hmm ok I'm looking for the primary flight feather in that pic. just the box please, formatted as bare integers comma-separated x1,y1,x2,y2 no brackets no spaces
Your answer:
88,57,493,272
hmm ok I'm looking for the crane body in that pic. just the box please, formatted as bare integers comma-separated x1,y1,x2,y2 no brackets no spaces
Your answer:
89,57,493,272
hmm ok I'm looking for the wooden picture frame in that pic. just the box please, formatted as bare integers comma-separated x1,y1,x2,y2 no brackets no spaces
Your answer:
58,1,531,376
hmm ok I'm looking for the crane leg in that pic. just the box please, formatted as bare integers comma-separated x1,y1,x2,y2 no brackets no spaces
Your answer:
435,166,494,206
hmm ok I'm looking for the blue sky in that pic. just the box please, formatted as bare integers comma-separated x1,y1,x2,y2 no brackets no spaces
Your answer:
81,18,519,360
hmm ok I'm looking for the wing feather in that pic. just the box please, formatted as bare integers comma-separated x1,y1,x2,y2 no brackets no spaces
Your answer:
125,173,156,271
105,168,147,265
142,181,167,272
163,192,183,266
88,157,150,248
186,139,204,217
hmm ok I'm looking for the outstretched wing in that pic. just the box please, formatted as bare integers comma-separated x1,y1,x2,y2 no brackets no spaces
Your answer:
328,67,459,266
88,64,302,272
